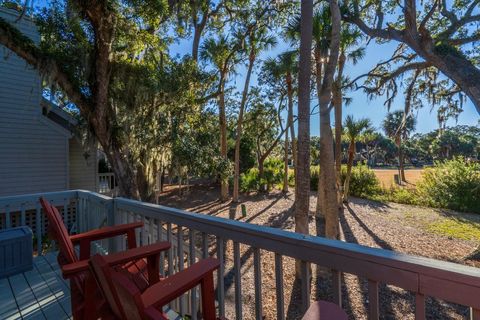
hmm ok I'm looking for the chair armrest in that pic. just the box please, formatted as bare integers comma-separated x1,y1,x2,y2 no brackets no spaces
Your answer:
61,259,90,278
104,241,171,266
105,241,171,284
70,222,144,244
71,222,144,260
141,257,220,308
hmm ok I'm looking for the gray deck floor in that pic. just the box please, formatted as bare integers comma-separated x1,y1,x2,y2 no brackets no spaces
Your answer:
0,251,72,320
1,251,183,320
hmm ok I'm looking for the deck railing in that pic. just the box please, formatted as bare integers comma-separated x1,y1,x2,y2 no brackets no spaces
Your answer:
1,190,480,320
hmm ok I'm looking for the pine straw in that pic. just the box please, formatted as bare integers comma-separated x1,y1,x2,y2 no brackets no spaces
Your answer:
158,185,479,319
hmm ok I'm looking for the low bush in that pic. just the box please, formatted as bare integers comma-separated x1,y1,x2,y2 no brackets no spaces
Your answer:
310,164,381,198
240,158,286,192
341,165,382,198
417,157,480,213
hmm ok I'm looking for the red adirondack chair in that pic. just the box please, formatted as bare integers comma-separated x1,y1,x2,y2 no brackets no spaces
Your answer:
89,253,221,320
39,197,171,320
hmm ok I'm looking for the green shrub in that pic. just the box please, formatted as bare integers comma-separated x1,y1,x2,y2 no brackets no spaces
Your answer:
371,186,420,205
340,164,381,197
240,168,260,192
310,164,381,198
239,158,286,192
310,165,320,190
417,157,480,213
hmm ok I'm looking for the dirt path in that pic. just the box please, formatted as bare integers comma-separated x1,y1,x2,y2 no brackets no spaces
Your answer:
158,185,479,319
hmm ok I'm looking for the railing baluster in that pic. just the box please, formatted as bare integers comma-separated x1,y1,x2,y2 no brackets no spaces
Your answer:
189,230,197,320
471,307,480,320
216,237,225,318
254,248,263,320
36,202,42,255
332,269,342,307
156,219,165,276
142,216,148,245
5,205,10,228
20,203,26,226
166,222,174,310
275,253,285,320
202,232,208,259
368,280,379,320
234,242,243,320
178,225,185,315
148,217,154,245
415,293,425,320
63,198,68,228
167,222,173,276
300,261,310,313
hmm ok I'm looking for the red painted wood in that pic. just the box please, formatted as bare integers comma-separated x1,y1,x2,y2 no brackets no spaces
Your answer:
301,301,348,320
90,254,220,320
39,197,148,320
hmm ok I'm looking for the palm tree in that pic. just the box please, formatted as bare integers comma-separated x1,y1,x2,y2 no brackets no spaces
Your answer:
262,50,298,192
233,30,277,202
333,27,364,193
342,115,371,201
200,36,237,201
383,110,416,182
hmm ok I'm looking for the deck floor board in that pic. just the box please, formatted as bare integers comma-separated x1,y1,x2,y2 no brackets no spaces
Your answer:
2,253,71,320
2,251,181,320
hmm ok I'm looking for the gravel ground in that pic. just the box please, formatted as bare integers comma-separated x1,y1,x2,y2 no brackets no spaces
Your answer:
158,185,479,320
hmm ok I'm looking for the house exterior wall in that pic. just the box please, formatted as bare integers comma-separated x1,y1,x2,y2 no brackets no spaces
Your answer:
69,139,97,191
0,8,69,196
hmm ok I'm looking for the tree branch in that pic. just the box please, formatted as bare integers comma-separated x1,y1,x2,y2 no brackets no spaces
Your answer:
0,17,91,114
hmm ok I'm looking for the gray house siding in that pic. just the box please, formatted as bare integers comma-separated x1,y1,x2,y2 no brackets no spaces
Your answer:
0,8,69,196
69,139,97,191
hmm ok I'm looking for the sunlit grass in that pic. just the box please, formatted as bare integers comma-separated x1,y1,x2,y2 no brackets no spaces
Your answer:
427,217,480,241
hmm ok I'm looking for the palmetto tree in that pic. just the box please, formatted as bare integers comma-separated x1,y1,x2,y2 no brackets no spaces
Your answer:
343,115,371,201
232,30,277,202
200,36,237,201
383,110,417,182
262,50,298,192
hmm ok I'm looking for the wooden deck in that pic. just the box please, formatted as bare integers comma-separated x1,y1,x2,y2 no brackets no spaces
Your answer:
0,252,71,320
0,251,182,320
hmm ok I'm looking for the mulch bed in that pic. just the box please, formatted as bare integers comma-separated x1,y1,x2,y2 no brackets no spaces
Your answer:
158,184,479,319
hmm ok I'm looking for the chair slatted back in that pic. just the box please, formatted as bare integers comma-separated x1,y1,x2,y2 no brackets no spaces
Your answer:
39,197,78,264
89,254,125,318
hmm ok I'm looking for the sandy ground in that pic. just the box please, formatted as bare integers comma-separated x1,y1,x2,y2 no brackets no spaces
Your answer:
158,185,479,319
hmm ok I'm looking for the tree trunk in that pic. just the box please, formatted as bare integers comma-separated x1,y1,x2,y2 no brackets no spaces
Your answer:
334,52,345,200
233,51,255,202
283,128,289,193
343,140,355,202
318,0,341,239
295,0,313,278
396,136,406,182
219,76,229,201
286,74,297,177
192,24,204,62
104,144,140,200
315,51,325,218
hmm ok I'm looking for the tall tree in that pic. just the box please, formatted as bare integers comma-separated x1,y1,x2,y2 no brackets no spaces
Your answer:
344,0,480,115
383,110,416,182
317,0,341,239
342,115,371,201
200,36,238,201
0,0,175,199
261,50,298,192
232,27,277,202
295,0,314,247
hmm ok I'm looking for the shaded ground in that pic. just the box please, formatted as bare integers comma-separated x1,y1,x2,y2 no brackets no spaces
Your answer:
373,169,424,189
158,184,479,319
